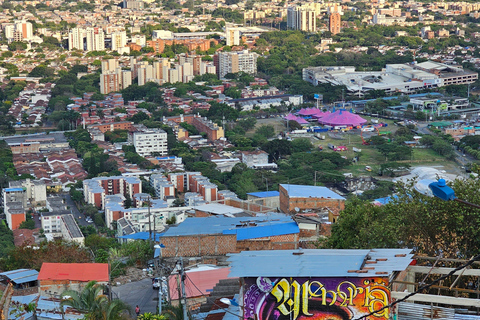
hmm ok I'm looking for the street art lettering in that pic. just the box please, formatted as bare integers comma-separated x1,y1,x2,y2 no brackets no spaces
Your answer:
243,277,390,320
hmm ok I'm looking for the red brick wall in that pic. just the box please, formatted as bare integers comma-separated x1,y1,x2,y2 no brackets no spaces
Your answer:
236,233,298,252
279,185,345,214
161,235,237,257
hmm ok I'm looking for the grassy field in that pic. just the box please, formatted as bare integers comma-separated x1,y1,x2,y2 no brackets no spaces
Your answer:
248,116,460,177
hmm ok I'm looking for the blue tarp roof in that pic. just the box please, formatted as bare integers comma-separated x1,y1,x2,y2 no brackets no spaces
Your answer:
280,184,345,200
4,187,24,192
163,215,299,240
247,191,280,198
118,232,163,241
0,269,38,284
227,249,414,278
374,195,399,205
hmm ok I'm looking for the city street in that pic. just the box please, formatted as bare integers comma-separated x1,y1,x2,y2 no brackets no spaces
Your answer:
112,278,158,315
61,192,90,227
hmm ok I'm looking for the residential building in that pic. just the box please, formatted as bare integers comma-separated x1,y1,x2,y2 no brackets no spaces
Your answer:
160,215,300,257
100,72,119,94
192,116,224,141
150,174,175,199
4,21,33,42
37,263,108,298
287,7,316,32
129,127,168,157
111,31,127,51
239,150,277,170
279,184,346,220
2,187,26,230
329,12,341,35
123,0,144,9
226,27,240,46
60,214,84,245
216,50,257,79
0,269,39,295
85,27,105,51
83,176,142,209
68,28,85,50
8,179,47,207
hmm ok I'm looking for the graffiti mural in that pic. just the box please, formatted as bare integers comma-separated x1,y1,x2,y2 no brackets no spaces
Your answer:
242,277,390,320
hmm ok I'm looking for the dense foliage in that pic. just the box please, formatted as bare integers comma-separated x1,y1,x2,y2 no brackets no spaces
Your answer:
323,178,480,259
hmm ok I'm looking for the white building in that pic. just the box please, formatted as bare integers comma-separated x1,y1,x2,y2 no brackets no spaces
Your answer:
226,28,240,46
217,50,257,79
111,31,127,51
130,128,168,157
287,7,316,32
68,28,85,50
86,27,105,51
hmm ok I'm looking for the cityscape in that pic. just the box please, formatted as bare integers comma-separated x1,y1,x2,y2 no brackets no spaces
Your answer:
1,0,480,319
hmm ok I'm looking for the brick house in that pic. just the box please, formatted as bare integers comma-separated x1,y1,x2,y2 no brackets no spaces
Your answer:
160,215,299,257
279,184,345,220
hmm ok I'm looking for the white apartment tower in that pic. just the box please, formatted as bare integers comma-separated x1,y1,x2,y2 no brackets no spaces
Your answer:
287,7,316,32
86,27,105,51
226,28,240,46
111,31,127,51
130,128,168,157
217,50,257,79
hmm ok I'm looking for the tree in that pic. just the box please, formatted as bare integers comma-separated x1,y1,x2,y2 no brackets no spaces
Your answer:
255,125,275,139
61,281,131,320
291,138,313,153
323,178,480,259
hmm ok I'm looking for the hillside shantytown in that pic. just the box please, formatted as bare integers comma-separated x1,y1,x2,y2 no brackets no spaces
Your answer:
2,0,480,319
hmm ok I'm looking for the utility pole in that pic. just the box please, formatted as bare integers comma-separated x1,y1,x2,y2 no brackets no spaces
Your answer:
147,195,152,242
179,258,188,320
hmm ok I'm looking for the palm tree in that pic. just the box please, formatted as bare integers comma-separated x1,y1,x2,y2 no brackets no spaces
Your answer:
61,281,131,320
161,304,188,320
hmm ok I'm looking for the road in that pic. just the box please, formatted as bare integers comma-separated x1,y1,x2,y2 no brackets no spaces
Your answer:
61,192,90,227
112,278,159,315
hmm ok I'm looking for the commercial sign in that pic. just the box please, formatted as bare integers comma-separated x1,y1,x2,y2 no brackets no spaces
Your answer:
243,277,390,320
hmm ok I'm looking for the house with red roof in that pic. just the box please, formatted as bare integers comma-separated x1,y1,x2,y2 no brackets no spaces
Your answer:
37,263,109,298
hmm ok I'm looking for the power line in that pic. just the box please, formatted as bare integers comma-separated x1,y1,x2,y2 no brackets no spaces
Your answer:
354,254,480,320
185,274,244,320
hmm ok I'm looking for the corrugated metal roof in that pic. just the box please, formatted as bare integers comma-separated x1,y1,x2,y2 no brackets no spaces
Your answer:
227,249,413,278
246,191,280,198
38,263,109,282
223,222,299,240
162,215,299,240
0,269,38,284
280,184,345,200
118,232,163,241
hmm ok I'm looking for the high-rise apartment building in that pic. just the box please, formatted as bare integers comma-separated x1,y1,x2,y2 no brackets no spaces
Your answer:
15,21,33,39
4,21,33,42
287,7,316,32
68,28,85,50
129,127,168,157
111,31,127,51
86,27,105,51
69,27,105,51
226,28,240,46
329,12,341,35
216,50,258,79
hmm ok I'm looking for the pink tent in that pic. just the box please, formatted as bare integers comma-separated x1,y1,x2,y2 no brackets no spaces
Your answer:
295,117,309,125
311,111,326,119
297,108,321,116
318,110,367,126
285,113,298,121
